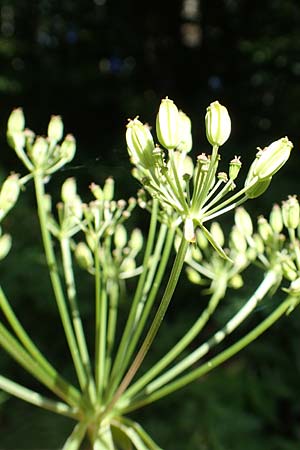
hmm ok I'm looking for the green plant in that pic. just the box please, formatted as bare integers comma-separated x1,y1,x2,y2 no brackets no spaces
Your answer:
0,98,299,449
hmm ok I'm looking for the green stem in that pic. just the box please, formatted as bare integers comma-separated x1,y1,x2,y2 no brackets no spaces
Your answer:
122,276,226,401
121,292,295,413
60,236,96,403
0,375,79,419
95,243,107,401
62,421,88,450
105,280,119,385
106,225,174,402
0,321,81,408
104,236,189,415
107,199,159,393
0,285,81,407
33,172,87,392
137,269,279,398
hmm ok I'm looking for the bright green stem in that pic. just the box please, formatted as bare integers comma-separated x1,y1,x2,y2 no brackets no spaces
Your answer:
113,416,163,450
62,421,88,450
139,269,280,398
0,375,79,419
108,199,159,392
105,280,119,385
0,321,81,408
33,172,87,392
107,224,173,398
60,237,96,403
94,244,107,401
104,236,189,415
121,292,295,413
0,285,81,407
123,276,226,401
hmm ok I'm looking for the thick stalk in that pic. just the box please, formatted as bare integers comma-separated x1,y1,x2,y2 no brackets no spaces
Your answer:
33,172,87,392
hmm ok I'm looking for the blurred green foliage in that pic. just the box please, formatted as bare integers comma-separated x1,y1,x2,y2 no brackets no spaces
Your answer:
1,0,300,449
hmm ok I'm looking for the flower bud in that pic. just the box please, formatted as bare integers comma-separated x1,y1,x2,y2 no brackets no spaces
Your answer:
103,177,115,201
234,207,253,236
48,115,64,142
126,118,156,168
229,156,242,180
282,195,300,230
156,97,180,150
114,224,127,249
177,110,192,153
210,221,224,247
61,178,77,202
269,204,283,233
7,108,25,133
60,134,76,162
0,233,12,260
186,267,202,285
228,274,243,289
258,216,273,242
75,242,94,270
282,258,298,281
30,136,49,167
205,101,231,147
129,228,143,253
229,225,247,253
253,137,293,181
0,174,20,216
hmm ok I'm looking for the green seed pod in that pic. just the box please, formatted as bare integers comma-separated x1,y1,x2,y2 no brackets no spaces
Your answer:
103,177,115,201
30,136,49,167
177,110,193,153
234,207,253,237
228,274,243,289
0,174,20,215
75,242,94,270
282,258,298,281
60,134,76,162
229,156,242,180
269,203,283,233
282,196,300,230
258,216,273,242
156,97,180,150
252,233,264,254
186,267,202,285
48,115,64,142
7,108,25,133
253,137,293,181
129,228,143,253
114,224,127,249
61,178,77,202
0,234,12,260
229,225,247,253
210,221,225,247
126,118,156,168
205,101,231,147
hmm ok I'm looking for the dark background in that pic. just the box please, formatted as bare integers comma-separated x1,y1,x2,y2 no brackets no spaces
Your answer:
1,1,300,449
